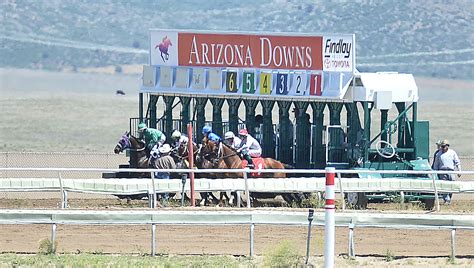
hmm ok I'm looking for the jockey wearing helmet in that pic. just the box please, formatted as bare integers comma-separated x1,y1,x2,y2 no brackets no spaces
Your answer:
202,125,222,143
224,131,242,149
171,130,189,149
236,128,262,168
137,122,166,156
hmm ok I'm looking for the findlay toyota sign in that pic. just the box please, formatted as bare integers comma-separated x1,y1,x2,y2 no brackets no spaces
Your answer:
145,30,355,100
150,30,354,72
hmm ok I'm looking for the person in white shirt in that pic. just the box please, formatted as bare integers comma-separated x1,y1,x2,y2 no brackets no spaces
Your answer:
170,130,189,149
236,128,262,168
433,139,461,204
224,131,242,149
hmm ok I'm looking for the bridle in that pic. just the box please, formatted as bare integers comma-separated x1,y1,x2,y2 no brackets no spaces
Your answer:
116,135,146,152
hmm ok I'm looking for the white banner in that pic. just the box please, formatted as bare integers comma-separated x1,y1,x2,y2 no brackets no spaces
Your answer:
323,35,354,72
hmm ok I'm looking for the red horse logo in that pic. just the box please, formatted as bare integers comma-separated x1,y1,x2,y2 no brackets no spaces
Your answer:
155,36,173,62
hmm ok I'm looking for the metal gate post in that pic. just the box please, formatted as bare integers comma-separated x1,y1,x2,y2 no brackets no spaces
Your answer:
348,221,355,257
210,98,225,137
250,222,255,257
227,99,242,134
277,101,293,165
294,101,310,168
163,96,175,139
261,100,275,158
311,103,326,168
244,99,258,136
151,224,156,256
51,223,57,254
195,98,208,142
179,97,191,132
328,103,344,163
305,209,314,265
451,228,456,259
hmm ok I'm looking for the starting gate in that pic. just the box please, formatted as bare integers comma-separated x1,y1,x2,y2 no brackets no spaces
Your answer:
134,29,429,172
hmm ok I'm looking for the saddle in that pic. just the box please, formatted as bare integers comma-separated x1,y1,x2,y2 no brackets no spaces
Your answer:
241,157,265,177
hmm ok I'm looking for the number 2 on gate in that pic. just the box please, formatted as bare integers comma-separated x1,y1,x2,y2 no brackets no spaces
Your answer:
292,72,307,95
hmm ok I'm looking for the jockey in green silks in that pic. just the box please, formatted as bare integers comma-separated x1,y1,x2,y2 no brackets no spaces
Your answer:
137,123,166,157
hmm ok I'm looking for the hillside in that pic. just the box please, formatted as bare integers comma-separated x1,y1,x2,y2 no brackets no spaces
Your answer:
1,0,473,80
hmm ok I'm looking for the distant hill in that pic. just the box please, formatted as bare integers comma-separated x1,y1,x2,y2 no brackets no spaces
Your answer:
1,0,473,80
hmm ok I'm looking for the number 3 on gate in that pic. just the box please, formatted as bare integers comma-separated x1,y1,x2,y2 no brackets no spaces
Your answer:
259,72,272,95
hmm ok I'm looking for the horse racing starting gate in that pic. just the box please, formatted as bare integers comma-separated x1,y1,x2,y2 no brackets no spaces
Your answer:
124,29,431,207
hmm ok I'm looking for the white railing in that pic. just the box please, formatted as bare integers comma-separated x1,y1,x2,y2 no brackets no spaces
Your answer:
0,209,472,258
1,168,473,211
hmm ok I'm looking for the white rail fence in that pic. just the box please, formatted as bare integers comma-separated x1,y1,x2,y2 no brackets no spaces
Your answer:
1,168,473,211
0,209,472,258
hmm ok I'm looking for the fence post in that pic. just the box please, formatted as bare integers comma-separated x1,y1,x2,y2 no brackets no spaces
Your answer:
150,172,157,209
244,169,251,208
324,167,336,268
151,224,156,256
305,208,314,265
431,173,440,212
451,228,456,260
58,172,67,209
348,221,355,257
337,172,345,211
51,223,57,254
249,222,255,257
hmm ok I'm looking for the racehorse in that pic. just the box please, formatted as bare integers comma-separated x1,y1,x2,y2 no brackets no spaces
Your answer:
114,131,148,168
200,138,299,206
173,140,221,206
201,138,287,178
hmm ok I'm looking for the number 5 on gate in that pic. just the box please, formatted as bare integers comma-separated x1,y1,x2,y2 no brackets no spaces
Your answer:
259,72,272,95
242,71,255,94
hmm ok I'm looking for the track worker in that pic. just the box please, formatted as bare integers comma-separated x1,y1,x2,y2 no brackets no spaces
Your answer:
223,131,242,149
202,125,222,143
433,139,461,204
236,128,262,168
171,130,189,149
137,123,166,157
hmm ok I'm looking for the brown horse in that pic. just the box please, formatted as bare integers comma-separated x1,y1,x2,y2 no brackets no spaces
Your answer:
200,138,297,206
174,140,221,206
201,138,287,178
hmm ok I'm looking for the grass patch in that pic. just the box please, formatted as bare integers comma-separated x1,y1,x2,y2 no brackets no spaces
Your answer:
0,253,243,267
263,240,303,267
384,249,395,262
38,238,56,255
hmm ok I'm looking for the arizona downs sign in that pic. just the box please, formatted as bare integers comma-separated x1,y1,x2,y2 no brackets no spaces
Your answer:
150,30,354,72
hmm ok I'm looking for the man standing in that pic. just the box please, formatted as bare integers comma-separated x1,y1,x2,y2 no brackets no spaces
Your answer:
433,139,461,204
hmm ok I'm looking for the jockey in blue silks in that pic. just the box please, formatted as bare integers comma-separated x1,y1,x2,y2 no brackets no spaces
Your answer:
202,125,222,143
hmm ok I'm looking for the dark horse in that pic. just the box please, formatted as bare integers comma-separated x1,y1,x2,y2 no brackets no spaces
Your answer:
174,140,221,206
114,131,148,168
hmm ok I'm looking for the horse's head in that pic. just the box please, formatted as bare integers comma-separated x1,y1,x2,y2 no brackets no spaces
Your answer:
114,132,131,154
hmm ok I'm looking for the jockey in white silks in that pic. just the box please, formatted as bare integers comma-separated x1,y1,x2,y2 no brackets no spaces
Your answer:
224,131,242,149
236,128,262,168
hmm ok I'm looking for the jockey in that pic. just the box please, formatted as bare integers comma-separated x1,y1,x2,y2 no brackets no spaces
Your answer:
202,125,222,143
236,128,262,168
224,131,242,149
171,130,189,149
137,123,166,156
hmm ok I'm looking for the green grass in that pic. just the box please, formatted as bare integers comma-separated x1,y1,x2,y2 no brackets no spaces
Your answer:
0,253,246,267
263,240,303,267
